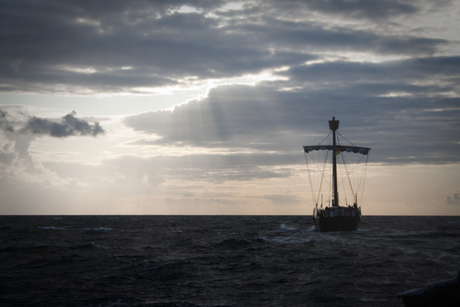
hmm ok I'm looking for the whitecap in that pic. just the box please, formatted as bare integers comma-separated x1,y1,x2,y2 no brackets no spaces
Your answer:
84,227,112,231
37,226,65,230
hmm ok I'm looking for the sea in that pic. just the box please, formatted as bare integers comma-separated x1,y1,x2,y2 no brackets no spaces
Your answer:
1,215,459,307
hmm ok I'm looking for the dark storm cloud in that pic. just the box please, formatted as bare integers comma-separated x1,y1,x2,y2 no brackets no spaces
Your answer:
234,17,447,56
0,109,105,138
281,56,460,85
20,111,105,137
221,0,428,21
124,84,304,149
267,0,420,20
0,0,450,93
124,54,460,165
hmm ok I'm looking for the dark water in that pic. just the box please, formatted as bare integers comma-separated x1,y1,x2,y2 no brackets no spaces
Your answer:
1,216,459,306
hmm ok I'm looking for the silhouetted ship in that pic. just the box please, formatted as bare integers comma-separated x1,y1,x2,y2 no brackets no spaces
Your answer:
304,117,371,232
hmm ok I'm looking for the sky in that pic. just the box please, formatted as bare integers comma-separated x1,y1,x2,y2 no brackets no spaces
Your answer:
1,0,460,215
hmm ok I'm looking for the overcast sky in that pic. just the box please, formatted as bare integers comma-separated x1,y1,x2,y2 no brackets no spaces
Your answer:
1,0,460,215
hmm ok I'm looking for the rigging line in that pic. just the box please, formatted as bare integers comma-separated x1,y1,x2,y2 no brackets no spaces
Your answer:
337,132,355,146
340,153,366,179
304,152,316,206
318,133,331,145
336,152,368,204
307,152,331,188
354,153,368,194
360,154,370,206
339,152,356,198
353,153,369,205
307,152,320,172
327,135,334,205
308,134,334,186
306,151,331,205
337,165,355,205
317,149,330,206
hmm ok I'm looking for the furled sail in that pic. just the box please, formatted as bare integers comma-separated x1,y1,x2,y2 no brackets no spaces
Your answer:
303,145,370,155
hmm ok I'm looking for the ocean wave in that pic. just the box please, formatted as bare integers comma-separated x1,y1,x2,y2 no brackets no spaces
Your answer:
37,226,66,230
2,215,460,306
84,227,112,231
213,238,255,250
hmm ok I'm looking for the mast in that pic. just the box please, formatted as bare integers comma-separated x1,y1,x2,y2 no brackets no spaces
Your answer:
329,117,339,207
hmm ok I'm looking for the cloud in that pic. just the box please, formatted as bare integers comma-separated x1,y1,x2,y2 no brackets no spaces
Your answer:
0,109,105,138
262,193,300,205
0,0,452,94
0,110,15,133
9,57,24,73
123,52,460,166
278,56,460,88
20,111,105,138
445,192,460,206
233,17,447,56
0,109,106,189
289,0,420,20
1,0,460,214
39,152,295,194
0,131,69,186
102,153,296,184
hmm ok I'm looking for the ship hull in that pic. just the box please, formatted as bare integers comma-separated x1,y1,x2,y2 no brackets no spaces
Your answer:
313,207,361,232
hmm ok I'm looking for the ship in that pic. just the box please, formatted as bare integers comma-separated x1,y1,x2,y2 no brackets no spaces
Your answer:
303,117,371,232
